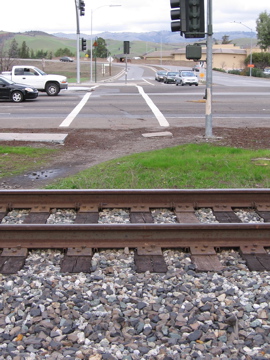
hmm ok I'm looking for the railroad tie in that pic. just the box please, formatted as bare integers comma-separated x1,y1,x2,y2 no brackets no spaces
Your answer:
133,245,167,273
190,246,223,272
0,247,28,274
240,245,270,271
61,247,93,273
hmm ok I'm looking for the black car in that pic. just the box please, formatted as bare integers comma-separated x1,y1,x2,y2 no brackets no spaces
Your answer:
163,71,178,84
0,76,38,102
60,56,74,62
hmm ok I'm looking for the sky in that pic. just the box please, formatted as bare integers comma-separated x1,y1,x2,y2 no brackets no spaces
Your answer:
1,0,269,35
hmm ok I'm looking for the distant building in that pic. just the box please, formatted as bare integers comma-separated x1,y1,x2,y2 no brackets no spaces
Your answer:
144,44,252,71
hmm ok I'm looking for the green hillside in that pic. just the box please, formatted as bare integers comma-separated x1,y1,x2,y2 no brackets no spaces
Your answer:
1,31,256,58
1,31,182,58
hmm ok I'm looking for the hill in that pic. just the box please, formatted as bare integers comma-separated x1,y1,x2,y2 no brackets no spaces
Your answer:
0,30,257,59
53,30,257,45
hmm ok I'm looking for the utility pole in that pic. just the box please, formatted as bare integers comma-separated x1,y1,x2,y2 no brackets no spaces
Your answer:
205,0,213,137
75,0,80,84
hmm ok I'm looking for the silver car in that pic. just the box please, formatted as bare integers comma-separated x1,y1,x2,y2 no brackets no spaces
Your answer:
155,70,167,82
175,71,198,86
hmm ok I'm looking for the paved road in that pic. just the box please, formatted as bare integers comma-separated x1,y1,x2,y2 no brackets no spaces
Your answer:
0,64,269,130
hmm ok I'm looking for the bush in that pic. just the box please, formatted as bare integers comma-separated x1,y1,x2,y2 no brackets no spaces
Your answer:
228,70,241,75
212,68,226,73
249,68,265,77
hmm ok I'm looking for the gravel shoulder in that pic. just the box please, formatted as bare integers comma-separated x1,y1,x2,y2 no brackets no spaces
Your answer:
1,126,270,189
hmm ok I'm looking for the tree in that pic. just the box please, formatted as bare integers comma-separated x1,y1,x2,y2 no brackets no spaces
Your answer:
93,37,109,58
55,47,75,57
0,39,19,71
8,39,19,58
245,52,270,69
19,41,30,58
256,11,270,50
222,35,232,44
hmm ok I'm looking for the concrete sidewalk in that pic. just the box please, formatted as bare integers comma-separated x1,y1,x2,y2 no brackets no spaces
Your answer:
0,133,68,143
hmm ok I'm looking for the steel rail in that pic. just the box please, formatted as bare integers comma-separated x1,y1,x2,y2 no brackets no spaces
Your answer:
0,223,270,249
1,189,270,273
0,188,270,210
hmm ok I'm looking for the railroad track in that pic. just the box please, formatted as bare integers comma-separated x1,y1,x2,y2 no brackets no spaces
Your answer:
0,189,270,274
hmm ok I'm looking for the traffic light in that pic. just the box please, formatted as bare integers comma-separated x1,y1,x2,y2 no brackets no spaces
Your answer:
185,0,205,38
123,41,130,54
79,0,85,16
81,38,87,51
170,0,187,36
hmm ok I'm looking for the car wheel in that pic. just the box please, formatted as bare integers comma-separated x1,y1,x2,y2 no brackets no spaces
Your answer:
45,82,60,96
195,84,198,86
11,91,24,103
181,82,184,86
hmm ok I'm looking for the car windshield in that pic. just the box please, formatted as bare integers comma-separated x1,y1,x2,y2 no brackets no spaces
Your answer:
0,77,13,85
182,71,195,76
158,71,166,74
168,72,177,76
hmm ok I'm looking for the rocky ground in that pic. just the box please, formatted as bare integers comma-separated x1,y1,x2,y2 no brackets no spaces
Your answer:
1,207,270,360
1,126,270,189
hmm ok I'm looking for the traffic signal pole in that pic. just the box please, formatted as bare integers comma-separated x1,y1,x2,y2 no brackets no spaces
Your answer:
205,0,213,137
170,0,213,137
75,0,80,84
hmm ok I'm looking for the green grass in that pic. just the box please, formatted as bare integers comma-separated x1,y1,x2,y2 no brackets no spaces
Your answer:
46,144,270,189
0,146,56,178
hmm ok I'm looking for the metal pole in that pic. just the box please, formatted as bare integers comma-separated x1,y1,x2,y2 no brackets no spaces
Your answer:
125,54,127,84
233,21,253,77
90,9,93,82
90,5,121,83
250,35,253,77
205,0,213,137
75,0,80,84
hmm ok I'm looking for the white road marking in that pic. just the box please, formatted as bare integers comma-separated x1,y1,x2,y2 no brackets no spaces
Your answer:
136,85,170,127
142,78,154,85
59,92,92,127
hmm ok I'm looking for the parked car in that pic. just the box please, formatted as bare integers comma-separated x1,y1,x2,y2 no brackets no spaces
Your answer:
263,68,270,75
155,70,167,82
60,57,74,62
0,76,38,103
175,71,198,86
163,71,178,84
192,64,201,72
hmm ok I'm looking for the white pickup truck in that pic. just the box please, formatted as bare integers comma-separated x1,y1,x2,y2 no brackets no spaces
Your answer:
1,65,68,96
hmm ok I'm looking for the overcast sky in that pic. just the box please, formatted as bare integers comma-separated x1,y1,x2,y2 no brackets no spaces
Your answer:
1,0,268,35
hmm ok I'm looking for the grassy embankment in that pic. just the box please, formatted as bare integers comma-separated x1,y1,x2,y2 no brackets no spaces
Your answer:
44,143,270,189
1,143,270,189
0,146,56,178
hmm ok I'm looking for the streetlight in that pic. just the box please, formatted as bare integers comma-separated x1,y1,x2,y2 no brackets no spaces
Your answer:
232,21,253,77
90,4,122,82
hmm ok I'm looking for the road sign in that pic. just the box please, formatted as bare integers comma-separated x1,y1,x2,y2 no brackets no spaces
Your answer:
248,64,254,68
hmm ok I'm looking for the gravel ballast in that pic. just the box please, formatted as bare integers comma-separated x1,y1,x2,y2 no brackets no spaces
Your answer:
0,208,270,360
